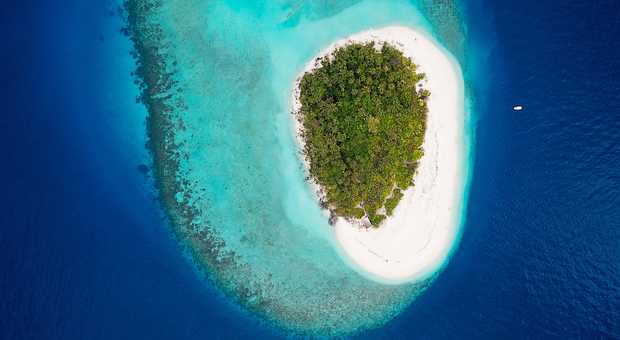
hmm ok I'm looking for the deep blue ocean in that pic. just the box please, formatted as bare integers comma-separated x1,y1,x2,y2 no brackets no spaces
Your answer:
1,0,619,339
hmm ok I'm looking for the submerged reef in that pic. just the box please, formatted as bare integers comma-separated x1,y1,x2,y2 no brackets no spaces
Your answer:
122,0,467,336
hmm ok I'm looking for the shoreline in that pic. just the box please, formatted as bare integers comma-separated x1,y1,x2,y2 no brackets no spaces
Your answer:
291,26,466,284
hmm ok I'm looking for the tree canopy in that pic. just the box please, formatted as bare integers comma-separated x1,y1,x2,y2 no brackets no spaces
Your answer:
299,42,429,227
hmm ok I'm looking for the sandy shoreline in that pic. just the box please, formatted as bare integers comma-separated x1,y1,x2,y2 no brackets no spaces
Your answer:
291,26,466,284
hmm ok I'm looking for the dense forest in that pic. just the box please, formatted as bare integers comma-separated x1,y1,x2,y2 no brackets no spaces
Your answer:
299,42,429,227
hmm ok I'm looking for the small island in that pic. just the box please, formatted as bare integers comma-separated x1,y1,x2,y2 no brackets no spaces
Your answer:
291,26,465,283
298,43,429,227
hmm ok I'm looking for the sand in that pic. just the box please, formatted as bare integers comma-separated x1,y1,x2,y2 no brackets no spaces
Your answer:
291,26,466,284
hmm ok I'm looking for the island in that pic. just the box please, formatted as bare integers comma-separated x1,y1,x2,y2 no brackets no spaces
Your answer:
292,26,466,283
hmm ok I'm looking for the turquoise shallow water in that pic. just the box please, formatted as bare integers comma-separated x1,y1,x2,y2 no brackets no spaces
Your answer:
126,0,472,335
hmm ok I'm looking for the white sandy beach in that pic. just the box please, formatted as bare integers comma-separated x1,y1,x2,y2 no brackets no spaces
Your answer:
291,26,465,284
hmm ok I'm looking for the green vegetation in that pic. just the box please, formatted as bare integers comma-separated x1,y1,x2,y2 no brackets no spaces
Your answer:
298,42,429,227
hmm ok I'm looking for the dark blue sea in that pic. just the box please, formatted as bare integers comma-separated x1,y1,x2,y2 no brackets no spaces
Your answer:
1,0,619,339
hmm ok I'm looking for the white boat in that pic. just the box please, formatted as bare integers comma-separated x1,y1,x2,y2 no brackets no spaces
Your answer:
513,105,523,111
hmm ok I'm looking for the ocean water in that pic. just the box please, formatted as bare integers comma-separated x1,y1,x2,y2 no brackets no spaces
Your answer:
1,0,619,339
